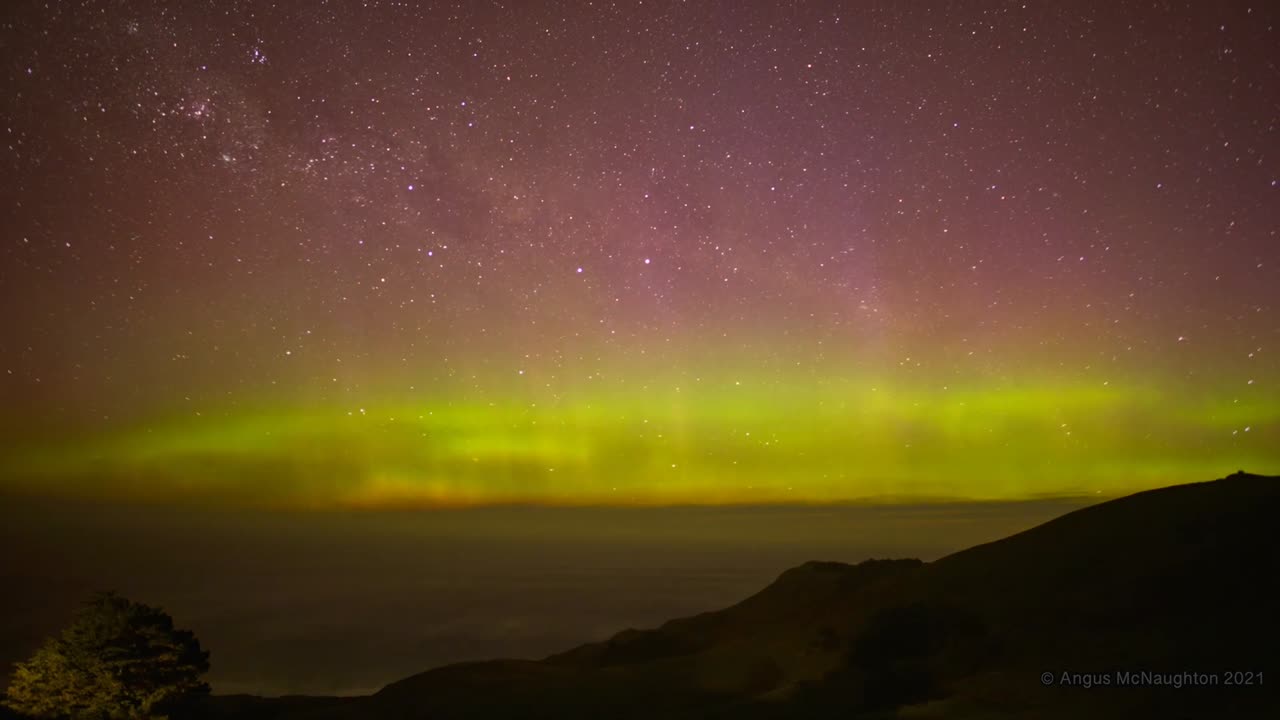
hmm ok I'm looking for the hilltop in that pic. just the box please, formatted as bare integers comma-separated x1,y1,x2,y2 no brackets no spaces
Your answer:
166,472,1280,718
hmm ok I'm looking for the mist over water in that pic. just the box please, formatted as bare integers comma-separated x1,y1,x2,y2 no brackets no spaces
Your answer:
1,497,1092,696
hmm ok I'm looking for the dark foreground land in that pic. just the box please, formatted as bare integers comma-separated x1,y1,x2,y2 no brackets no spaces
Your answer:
18,472,1280,719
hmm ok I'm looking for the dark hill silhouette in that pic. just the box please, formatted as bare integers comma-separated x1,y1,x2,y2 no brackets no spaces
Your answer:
180,472,1278,719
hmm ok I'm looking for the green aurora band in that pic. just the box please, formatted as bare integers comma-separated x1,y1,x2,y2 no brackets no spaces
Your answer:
4,374,1276,507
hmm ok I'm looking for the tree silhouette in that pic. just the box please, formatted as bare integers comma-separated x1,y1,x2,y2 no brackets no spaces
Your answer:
3,592,209,719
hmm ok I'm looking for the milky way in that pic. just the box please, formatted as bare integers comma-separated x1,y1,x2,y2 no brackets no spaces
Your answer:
2,1,1276,504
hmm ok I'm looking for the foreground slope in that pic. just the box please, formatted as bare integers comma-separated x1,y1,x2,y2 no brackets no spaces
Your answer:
197,472,1278,719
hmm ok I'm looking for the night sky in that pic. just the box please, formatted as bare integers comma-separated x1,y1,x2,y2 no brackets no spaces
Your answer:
2,0,1277,506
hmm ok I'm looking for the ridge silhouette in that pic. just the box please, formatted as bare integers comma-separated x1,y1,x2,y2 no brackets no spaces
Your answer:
180,472,1278,719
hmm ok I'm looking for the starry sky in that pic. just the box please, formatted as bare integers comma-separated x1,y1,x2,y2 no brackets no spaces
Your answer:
1,0,1277,506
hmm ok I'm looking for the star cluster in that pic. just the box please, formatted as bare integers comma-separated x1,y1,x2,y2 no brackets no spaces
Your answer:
1,0,1276,504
